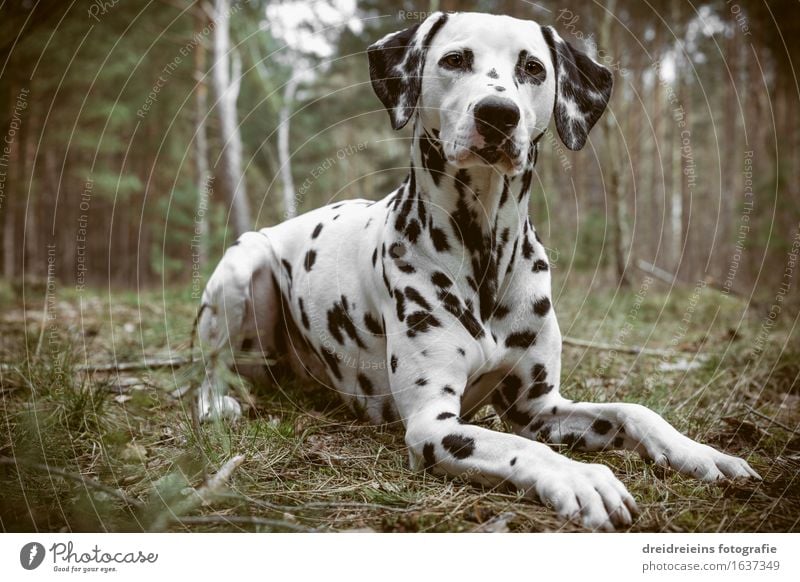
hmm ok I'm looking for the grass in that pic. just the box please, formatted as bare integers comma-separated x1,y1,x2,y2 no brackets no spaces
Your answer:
0,275,798,532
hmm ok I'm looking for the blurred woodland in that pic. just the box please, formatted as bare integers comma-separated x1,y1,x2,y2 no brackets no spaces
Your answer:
1,0,799,304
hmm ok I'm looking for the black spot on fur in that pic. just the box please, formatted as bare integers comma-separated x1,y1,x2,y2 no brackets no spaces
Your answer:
562,433,586,450
442,385,456,396
395,290,406,321
437,287,485,339
532,259,549,272
398,263,417,274
506,238,519,274
501,375,522,403
311,223,323,239
390,354,398,374
419,131,446,186
492,375,534,427
415,377,428,387
592,419,613,435
406,218,421,243
441,434,475,459
493,304,510,319
613,435,625,448
532,296,551,317
321,349,342,380
364,312,383,335
431,271,452,288
510,457,517,466
357,373,374,395
298,297,310,330
437,412,456,420
422,442,437,470
372,248,378,267
456,347,466,356
519,169,533,200
487,68,499,79
381,264,392,296
304,249,317,272
404,286,431,310
522,236,534,260
506,330,538,349
430,224,450,252
281,259,293,282
327,295,366,348
406,311,441,337
529,364,553,398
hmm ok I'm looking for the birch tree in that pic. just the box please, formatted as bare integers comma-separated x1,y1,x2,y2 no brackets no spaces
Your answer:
212,0,252,237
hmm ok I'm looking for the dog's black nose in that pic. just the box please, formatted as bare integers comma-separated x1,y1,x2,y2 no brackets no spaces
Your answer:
474,96,520,142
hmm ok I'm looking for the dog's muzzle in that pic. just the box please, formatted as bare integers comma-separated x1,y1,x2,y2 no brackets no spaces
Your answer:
471,96,522,168
474,96,520,143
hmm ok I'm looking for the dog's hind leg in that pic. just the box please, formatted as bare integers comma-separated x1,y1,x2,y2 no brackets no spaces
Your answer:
194,231,281,422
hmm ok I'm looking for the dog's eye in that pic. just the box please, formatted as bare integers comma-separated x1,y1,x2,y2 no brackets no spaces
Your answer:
524,59,544,77
441,52,465,69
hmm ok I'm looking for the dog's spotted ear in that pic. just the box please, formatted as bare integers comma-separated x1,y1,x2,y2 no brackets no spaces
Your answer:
368,12,449,130
541,26,613,151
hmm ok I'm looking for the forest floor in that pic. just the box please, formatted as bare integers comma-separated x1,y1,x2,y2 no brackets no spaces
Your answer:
0,274,798,533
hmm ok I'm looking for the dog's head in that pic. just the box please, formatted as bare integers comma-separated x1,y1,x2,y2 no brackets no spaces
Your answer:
368,12,613,175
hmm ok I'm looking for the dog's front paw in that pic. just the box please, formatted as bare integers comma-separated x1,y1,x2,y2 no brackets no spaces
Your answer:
198,395,242,423
643,434,761,482
535,461,639,531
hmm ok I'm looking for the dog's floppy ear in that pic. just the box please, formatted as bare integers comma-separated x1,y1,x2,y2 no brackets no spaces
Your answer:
541,26,613,151
367,12,449,130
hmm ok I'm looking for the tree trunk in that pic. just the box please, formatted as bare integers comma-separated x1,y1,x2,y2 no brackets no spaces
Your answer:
278,74,300,218
600,0,631,287
194,4,211,266
212,0,251,238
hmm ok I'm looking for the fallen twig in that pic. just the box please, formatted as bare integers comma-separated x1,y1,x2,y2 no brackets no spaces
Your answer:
76,357,194,373
744,405,800,435
0,353,278,374
472,511,516,533
562,336,700,358
636,258,748,301
150,454,245,531
175,514,314,532
0,456,144,508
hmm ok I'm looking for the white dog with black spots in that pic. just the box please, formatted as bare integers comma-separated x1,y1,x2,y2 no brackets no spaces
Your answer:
193,12,760,531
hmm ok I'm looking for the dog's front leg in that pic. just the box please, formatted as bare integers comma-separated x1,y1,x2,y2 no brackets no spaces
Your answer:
388,332,637,531
494,310,761,481
521,395,762,482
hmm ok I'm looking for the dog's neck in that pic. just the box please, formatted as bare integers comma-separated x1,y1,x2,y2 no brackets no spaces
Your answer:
389,122,539,321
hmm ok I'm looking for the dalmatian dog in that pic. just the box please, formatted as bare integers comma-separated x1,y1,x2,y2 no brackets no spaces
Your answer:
194,12,760,530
